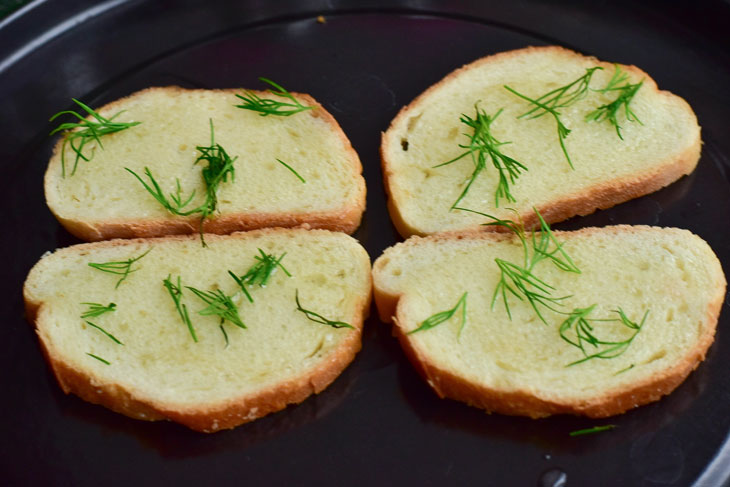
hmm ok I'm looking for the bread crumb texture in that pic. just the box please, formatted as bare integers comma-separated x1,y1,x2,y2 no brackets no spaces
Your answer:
372,226,725,417
382,46,700,236
24,229,371,431
45,87,365,239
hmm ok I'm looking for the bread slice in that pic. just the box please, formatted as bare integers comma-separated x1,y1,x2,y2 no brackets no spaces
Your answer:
23,228,371,432
372,226,725,417
381,46,701,237
45,86,366,241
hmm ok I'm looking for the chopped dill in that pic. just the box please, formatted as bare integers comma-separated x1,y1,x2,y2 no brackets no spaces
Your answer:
504,67,602,168
84,320,124,345
235,78,313,117
569,425,616,437
88,249,151,288
295,289,353,329
277,159,306,183
163,275,197,342
407,292,468,337
586,65,643,140
436,105,527,208
50,98,141,177
186,286,246,330
86,353,111,365
560,307,648,366
80,302,117,319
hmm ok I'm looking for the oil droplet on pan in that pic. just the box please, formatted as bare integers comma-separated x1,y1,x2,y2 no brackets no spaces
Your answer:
538,468,567,487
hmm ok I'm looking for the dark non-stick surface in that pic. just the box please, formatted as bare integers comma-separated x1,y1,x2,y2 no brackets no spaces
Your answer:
2,1,729,486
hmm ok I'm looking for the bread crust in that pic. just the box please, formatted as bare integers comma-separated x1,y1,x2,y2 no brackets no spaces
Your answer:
24,229,372,432
372,225,725,417
45,87,366,240
380,45,702,237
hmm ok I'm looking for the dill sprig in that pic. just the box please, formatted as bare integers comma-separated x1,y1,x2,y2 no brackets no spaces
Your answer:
88,249,151,288
220,324,229,348
126,120,236,246
569,425,616,437
493,259,570,323
277,159,306,183
86,353,110,365
163,275,197,342
436,105,528,208
407,292,468,336
455,207,579,322
559,306,648,366
186,286,246,330
586,65,643,140
193,119,237,237
295,290,353,329
228,249,290,304
235,77,313,117
504,67,602,168
80,302,117,319
125,168,197,215
84,320,124,345
50,98,141,177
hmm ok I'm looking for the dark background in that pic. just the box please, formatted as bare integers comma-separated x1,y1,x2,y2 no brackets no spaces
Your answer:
1,1,729,486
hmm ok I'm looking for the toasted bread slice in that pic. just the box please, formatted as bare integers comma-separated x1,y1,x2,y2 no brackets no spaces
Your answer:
381,46,701,237
372,226,724,417
45,86,366,240
24,229,371,432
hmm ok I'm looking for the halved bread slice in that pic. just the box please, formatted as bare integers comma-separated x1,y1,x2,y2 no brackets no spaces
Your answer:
381,46,701,237
24,228,371,432
372,226,725,417
45,86,366,241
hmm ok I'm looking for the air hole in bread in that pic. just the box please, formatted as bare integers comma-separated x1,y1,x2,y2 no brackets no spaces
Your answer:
406,113,422,132
401,138,409,151
666,308,675,322
392,268,402,277
643,349,667,364
496,360,522,372
448,127,459,140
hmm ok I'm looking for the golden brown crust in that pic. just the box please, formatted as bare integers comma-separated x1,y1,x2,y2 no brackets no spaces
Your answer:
380,45,701,238
45,87,366,241
373,225,725,418
24,229,372,432
35,302,368,432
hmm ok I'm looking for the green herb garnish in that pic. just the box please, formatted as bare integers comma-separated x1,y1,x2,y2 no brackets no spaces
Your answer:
407,292,468,336
559,307,648,366
163,275,197,342
80,302,117,319
193,119,237,242
126,120,237,246
277,159,306,183
84,320,124,345
235,78,313,117
220,324,229,348
88,249,151,288
125,168,197,215
233,249,291,289
505,67,602,168
295,289,353,329
569,425,616,437
457,207,578,322
586,65,643,140
186,286,246,329
436,105,527,208
86,352,111,365
50,98,141,177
